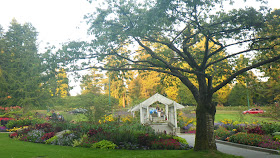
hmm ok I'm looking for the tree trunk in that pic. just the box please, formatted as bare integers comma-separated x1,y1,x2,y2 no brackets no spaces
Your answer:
194,99,217,150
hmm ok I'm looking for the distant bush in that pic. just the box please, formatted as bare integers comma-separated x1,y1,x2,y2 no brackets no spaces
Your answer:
6,118,45,129
260,122,280,135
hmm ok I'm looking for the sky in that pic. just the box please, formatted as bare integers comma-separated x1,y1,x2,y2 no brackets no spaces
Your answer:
0,0,279,96
0,0,93,50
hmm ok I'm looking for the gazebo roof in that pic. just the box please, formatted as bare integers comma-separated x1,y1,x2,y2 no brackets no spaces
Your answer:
128,93,185,112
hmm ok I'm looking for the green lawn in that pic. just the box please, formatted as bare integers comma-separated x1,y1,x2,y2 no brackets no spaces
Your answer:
0,133,242,158
215,110,278,123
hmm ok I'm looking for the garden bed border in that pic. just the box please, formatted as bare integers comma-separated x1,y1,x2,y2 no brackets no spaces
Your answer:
216,139,280,155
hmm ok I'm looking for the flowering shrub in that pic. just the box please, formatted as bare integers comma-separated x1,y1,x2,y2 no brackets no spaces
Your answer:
258,135,280,150
214,127,232,140
120,115,132,123
0,106,21,113
41,132,55,141
0,125,7,132
215,119,235,131
35,123,53,132
9,132,18,138
0,117,14,121
7,126,29,132
187,130,196,134
151,138,181,150
183,123,196,132
247,126,265,135
138,133,154,147
27,129,46,143
87,127,111,142
98,114,114,124
220,119,233,125
235,124,247,132
229,133,264,146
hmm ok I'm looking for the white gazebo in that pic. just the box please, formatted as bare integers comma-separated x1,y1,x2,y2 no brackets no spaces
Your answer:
128,93,185,129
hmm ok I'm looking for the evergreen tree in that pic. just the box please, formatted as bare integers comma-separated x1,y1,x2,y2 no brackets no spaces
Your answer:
0,19,42,108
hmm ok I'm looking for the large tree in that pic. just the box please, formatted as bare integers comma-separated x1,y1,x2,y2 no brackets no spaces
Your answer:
64,0,280,150
0,19,43,108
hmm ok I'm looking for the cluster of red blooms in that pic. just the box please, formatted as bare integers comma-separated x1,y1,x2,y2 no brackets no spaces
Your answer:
0,117,14,121
0,106,21,112
151,138,181,150
41,132,55,141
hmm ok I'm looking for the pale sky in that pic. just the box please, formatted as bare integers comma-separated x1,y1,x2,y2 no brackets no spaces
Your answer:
0,0,93,50
0,0,279,96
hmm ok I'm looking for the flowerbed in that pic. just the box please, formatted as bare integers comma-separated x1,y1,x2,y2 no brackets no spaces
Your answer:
8,117,191,150
214,119,280,150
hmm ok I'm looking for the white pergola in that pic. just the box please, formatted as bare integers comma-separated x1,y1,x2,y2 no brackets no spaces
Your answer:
128,93,184,128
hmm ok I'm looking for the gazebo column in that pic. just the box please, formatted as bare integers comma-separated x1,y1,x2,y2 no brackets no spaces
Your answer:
140,104,144,124
174,102,177,128
147,106,149,122
169,106,173,125
165,104,168,121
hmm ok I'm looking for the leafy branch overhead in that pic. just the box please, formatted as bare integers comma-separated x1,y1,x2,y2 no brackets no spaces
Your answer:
71,1,279,96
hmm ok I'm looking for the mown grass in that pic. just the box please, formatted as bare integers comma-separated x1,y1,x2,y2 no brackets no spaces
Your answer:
215,110,278,123
0,133,242,158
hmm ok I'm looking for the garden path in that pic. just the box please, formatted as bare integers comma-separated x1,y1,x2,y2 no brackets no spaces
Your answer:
177,134,280,158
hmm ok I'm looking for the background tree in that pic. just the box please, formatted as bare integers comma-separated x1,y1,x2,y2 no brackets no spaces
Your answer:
257,9,280,103
80,68,103,95
63,0,280,150
0,19,43,109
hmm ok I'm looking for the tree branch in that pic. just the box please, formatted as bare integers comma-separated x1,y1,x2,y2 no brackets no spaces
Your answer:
212,55,280,93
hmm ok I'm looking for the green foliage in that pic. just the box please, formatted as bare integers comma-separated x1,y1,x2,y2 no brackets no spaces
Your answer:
264,103,280,121
60,93,117,122
260,122,280,135
91,140,117,149
45,136,58,144
173,136,188,145
5,118,45,129
273,135,280,141
227,83,247,106
0,110,22,118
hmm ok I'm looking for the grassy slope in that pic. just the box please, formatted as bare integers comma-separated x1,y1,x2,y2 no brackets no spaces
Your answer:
0,133,242,158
